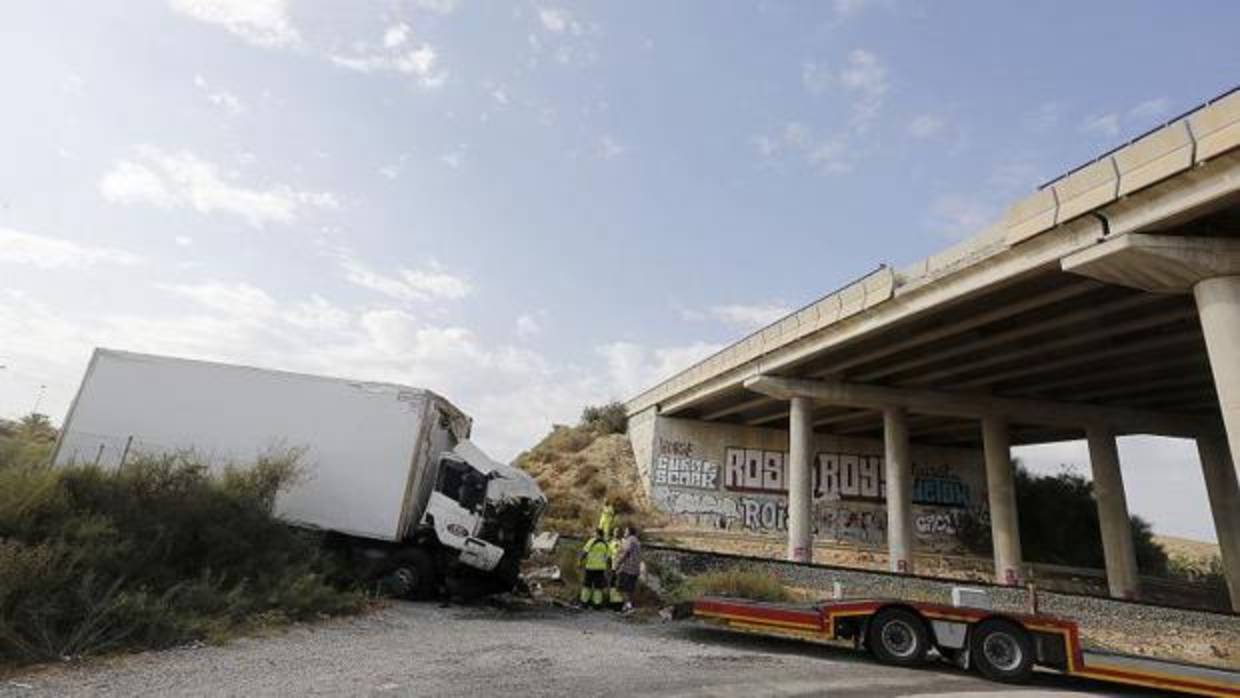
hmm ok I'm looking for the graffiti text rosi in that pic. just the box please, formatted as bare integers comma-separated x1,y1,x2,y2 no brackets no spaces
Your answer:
723,448,971,508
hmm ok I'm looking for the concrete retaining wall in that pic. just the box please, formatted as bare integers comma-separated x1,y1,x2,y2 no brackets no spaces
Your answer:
632,415,989,554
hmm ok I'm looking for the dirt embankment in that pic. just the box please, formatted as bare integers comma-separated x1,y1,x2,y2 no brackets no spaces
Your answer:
514,423,665,535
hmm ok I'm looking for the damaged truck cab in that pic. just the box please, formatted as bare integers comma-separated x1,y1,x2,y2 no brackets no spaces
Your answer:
421,440,546,583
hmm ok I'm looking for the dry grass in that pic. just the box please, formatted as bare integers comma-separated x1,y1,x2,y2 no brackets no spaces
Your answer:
676,567,794,604
515,424,665,535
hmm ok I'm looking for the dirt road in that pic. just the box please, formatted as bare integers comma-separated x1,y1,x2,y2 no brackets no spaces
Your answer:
2,602,1161,697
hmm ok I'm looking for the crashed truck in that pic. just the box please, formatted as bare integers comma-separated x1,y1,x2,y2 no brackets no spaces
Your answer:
52,348,546,598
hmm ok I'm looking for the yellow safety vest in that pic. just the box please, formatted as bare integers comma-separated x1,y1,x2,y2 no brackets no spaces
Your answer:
609,538,621,568
598,505,615,535
582,537,610,571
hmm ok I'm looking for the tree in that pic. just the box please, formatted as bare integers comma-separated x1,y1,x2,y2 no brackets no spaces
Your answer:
956,461,1168,576
580,402,627,435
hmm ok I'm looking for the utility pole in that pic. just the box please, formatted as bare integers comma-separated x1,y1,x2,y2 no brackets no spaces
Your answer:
31,384,46,415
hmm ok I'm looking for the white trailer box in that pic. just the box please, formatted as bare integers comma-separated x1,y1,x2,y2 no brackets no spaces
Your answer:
53,349,472,543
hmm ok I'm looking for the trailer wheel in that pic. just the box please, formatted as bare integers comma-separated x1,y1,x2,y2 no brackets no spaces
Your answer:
971,619,1034,684
384,550,437,600
867,608,930,667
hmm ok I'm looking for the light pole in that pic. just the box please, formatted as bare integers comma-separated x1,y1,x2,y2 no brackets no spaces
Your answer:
31,384,46,415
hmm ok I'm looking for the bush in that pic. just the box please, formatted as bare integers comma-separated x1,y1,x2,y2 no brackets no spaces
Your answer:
674,567,792,604
0,426,365,666
954,462,1169,575
580,402,627,435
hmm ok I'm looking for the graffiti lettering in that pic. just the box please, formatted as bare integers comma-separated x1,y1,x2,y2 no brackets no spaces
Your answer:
723,447,972,508
656,438,694,457
742,498,788,531
652,487,741,526
653,455,719,489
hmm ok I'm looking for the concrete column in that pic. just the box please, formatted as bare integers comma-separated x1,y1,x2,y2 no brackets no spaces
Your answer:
1197,436,1240,611
1086,426,1140,599
1194,276,1240,483
787,396,814,563
982,416,1022,585
884,407,914,574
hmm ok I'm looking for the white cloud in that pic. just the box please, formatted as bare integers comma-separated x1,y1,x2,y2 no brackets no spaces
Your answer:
838,49,887,129
99,146,338,228
0,228,141,269
330,25,446,88
439,145,467,169
340,255,472,303
927,194,996,239
1081,97,1173,140
175,235,193,247
599,135,625,160
168,0,300,48
708,303,792,331
753,122,851,174
383,23,410,48
285,295,351,331
538,7,581,35
515,312,544,340
1023,101,1061,133
907,113,944,139
989,160,1041,192
801,62,831,95
194,75,245,116
1128,97,1170,122
413,0,460,14
833,0,874,18
800,49,888,131
1081,112,1120,138
597,341,722,400
164,281,278,320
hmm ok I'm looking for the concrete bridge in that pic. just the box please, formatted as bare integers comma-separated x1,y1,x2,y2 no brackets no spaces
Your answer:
626,87,1240,610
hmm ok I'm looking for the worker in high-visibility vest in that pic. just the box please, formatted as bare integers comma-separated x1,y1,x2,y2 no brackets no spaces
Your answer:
579,528,611,609
608,528,625,608
597,500,615,539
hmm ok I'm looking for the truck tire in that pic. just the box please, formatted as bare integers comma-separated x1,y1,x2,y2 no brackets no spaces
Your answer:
867,608,930,667
970,619,1034,684
384,550,437,600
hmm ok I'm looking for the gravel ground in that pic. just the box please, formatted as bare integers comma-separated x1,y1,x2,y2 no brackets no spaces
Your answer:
1,602,1163,698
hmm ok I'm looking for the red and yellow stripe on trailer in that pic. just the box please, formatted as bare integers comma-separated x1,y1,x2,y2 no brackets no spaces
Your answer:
693,597,825,643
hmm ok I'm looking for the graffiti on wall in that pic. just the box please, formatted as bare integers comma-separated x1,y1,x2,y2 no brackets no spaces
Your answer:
652,487,741,527
722,447,972,508
652,438,720,490
648,427,987,550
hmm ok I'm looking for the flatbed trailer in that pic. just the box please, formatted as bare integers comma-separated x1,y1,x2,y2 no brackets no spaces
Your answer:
693,596,1239,697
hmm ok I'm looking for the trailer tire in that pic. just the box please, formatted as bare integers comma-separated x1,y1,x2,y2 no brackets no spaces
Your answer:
384,549,437,600
867,608,930,667
971,619,1034,684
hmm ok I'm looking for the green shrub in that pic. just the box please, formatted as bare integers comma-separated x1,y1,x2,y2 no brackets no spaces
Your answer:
674,567,791,604
580,402,627,435
0,429,365,666
955,462,1169,575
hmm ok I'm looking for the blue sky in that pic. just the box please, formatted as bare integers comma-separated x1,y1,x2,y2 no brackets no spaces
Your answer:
2,0,1238,541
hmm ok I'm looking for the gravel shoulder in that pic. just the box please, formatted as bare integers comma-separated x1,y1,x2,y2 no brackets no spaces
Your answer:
1,602,1165,698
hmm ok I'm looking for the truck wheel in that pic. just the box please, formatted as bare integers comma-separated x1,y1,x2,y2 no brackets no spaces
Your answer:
385,550,437,600
867,608,930,667
970,619,1034,684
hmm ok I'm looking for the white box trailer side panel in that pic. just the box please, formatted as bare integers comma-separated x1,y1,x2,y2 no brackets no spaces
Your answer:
55,349,427,542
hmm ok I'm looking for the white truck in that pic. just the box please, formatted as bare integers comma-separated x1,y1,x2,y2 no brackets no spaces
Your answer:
52,348,546,598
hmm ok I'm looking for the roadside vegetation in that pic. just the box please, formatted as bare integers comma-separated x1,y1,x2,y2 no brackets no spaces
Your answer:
0,414,365,668
954,462,1171,574
516,402,665,535
671,566,793,604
